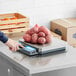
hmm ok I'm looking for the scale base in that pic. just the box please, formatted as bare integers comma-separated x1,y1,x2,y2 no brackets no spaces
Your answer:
18,38,66,56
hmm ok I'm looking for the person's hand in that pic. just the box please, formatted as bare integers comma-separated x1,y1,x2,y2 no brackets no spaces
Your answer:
5,38,24,51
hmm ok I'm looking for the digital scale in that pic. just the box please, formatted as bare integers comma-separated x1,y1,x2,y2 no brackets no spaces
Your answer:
18,38,66,56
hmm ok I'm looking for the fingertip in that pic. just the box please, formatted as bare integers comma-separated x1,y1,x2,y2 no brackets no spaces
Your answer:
19,44,24,48
16,46,20,51
12,47,16,52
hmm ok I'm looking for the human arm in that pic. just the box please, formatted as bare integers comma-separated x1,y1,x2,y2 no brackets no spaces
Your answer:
0,31,24,51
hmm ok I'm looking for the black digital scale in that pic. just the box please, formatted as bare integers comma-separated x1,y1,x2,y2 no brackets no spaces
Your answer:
18,38,66,56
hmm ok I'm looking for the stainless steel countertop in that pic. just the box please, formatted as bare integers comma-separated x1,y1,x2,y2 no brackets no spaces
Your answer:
0,38,76,75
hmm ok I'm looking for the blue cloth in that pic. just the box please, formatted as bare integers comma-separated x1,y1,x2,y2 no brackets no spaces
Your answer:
0,31,8,43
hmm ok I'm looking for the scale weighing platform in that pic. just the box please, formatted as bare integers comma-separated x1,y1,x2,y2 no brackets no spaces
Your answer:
18,38,66,56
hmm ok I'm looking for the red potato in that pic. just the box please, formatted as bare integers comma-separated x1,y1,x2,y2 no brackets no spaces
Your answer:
25,30,30,34
45,35,51,43
35,24,40,28
23,34,31,42
23,24,52,44
29,28,35,35
31,24,40,34
38,26,51,35
33,24,40,33
31,33,38,43
26,24,40,35
38,32,45,37
38,37,46,44
25,28,35,35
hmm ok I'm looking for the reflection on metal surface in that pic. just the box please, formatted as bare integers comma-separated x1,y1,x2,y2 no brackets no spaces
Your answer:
28,57,51,66
8,69,10,76
11,52,26,62
27,52,66,67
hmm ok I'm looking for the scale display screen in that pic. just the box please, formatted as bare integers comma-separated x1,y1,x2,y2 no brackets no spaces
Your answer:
23,46,36,52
